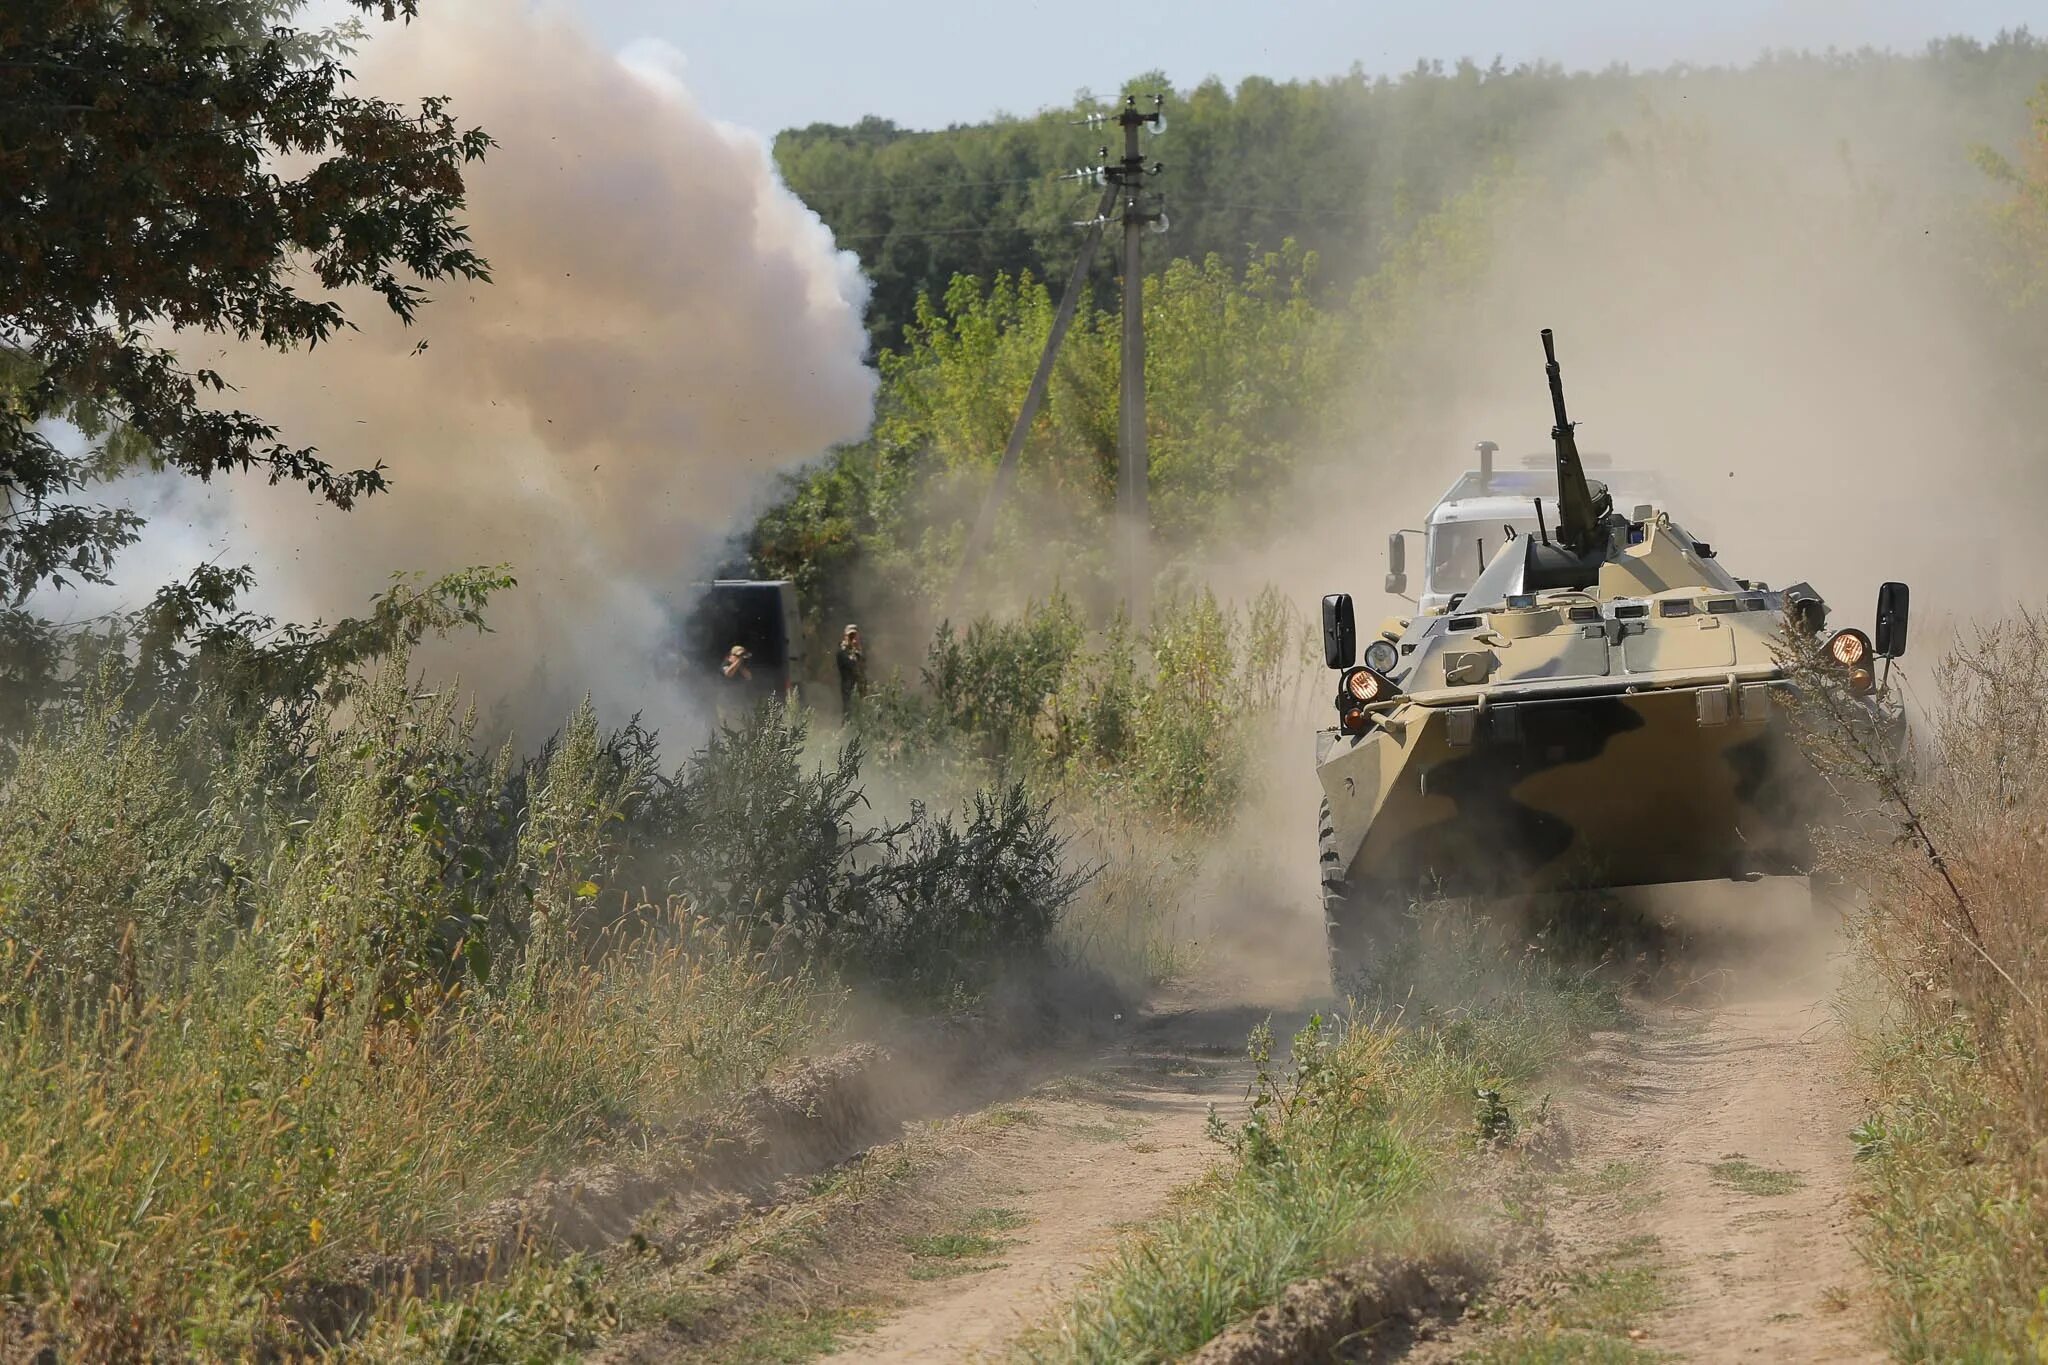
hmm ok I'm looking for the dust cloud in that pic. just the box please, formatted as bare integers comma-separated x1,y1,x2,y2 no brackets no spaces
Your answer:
179,1,877,738
1246,57,2044,655
1181,57,2047,992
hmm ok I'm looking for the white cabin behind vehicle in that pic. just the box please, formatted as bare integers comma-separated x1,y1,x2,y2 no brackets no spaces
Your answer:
1388,445,1667,613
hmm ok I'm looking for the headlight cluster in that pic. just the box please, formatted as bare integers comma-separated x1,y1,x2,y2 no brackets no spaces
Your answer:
1344,667,1386,703
1363,639,1400,674
1336,665,1398,734
1824,628,1876,695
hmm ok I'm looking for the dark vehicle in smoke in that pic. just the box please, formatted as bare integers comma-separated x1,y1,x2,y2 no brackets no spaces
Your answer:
1314,330,1911,982
679,579,805,701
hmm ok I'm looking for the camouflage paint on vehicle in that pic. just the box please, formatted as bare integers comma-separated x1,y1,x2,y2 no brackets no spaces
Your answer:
1316,330,1898,978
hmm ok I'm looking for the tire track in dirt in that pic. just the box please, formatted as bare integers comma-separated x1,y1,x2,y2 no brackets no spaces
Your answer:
1577,991,1880,1361
823,1011,1265,1362
1409,888,1884,1364
594,989,1304,1364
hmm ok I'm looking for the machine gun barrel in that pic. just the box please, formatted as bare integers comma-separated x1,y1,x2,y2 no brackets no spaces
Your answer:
1540,328,1607,556
1543,328,1571,434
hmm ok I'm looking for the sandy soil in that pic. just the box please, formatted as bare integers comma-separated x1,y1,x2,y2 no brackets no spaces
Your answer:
1595,992,1881,1362
823,1017,1254,1362
1616,888,1883,1362
1408,883,1885,1364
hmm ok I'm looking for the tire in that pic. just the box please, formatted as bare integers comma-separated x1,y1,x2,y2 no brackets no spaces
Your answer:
1320,797,1366,992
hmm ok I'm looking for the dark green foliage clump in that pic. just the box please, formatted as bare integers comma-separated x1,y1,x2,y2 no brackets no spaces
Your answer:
645,703,1088,996
1,0,492,605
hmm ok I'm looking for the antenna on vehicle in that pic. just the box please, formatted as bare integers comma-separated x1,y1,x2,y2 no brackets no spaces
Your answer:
1533,497,1550,546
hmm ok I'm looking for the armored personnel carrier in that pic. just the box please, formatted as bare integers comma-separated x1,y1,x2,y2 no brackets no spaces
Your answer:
1314,330,1910,980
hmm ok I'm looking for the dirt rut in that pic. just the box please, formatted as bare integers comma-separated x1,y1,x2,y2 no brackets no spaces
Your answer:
1400,889,1884,1364
821,1003,1280,1362
1578,990,1881,1361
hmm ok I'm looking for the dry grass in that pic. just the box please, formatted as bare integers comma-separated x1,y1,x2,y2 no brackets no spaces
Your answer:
0,910,829,1357
1797,609,2048,1358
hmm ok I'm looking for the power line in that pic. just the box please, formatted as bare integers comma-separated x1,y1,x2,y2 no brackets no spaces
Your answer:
829,188,1102,244
794,175,1051,200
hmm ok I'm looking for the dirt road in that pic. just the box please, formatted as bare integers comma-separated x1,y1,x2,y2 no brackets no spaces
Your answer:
1594,995,1878,1360
609,885,1881,1363
1408,884,1884,1363
825,1006,1271,1362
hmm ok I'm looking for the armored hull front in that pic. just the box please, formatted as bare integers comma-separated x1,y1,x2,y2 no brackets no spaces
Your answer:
1318,670,1822,905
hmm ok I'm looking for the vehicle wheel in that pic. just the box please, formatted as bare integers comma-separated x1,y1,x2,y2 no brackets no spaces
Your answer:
1320,798,1367,993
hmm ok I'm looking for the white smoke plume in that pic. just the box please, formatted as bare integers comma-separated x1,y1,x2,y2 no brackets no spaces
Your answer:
178,0,876,738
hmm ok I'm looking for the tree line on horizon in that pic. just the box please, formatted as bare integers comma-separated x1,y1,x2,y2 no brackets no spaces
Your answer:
774,31,2048,352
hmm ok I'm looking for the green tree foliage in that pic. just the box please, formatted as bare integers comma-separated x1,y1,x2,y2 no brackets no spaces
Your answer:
749,243,1355,646
0,0,490,603
1975,82,2048,340
0,563,513,738
774,61,1601,352
777,37,2048,350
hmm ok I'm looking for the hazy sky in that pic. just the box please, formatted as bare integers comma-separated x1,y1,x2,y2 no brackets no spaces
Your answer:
572,0,2040,134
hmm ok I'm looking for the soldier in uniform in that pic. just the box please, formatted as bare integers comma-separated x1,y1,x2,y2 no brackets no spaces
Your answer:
836,624,865,717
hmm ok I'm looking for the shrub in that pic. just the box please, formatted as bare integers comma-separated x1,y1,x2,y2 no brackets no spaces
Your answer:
653,703,1087,996
855,588,1311,828
0,693,230,996
1787,607,2048,1357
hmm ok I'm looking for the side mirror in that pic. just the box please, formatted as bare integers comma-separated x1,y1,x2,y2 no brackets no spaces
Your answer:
1875,581,1910,659
1321,593,1357,670
1384,533,1407,596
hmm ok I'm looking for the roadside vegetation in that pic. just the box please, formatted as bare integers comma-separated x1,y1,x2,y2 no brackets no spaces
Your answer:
0,573,1101,1355
1771,89,2048,1362
1020,908,1626,1363
0,542,1317,1357
1789,604,2048,1360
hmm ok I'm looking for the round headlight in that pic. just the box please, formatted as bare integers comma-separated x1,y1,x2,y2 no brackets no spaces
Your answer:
1363,639,1400,674
1827,629,1871,667
1344,667,1384,703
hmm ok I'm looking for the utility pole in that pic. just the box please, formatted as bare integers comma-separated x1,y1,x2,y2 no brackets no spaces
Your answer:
943,94,1163,626
1109,94,1166,623
944,181,1117,626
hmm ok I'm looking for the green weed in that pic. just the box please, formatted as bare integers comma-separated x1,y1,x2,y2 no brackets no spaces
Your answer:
905,1207,1028,1263
717,1305,885,1363
1472,1240,1667,1364
1707,1156,1805,1197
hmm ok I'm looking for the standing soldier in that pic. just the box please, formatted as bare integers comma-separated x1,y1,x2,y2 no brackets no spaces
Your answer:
836,624,866,718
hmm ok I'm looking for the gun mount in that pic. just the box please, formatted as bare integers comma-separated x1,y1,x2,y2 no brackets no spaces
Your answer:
1541,328,1612,558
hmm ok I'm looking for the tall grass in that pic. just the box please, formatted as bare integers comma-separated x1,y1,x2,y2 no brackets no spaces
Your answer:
0,910,817,1357
0,639,1089,1353
1789,609,2048,1358
858,586,1312,829
1022,910,1622,1363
